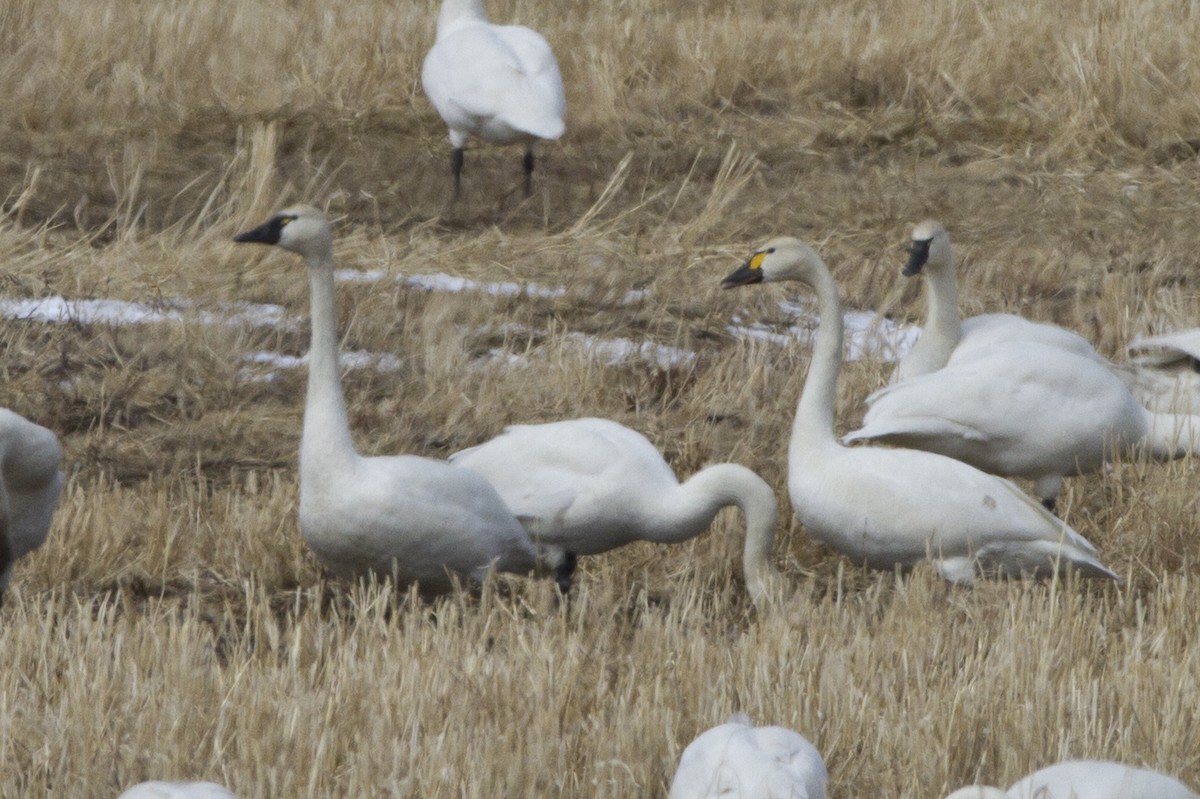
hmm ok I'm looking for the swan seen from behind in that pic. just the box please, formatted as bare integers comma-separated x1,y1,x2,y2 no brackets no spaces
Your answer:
116,782,239,799
421,0,566,200
720,237,1117,584
233,206,568,593
943,759,1199,799
0,408,64,606
450,417,781,605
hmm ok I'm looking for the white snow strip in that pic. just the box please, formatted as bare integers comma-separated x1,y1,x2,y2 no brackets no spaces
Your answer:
727,299,919,362
0,295,294,331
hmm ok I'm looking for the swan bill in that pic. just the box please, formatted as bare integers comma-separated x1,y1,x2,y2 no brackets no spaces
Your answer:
233,214,295,246
721,259,765,289
903,237,933,276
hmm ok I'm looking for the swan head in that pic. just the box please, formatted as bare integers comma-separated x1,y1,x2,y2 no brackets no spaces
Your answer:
233,205,332,259
721,237,824,289
903,219,951,277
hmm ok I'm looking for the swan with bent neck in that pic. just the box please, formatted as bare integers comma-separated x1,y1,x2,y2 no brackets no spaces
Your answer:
421,0,566,200
943,759,1199,799
450,417,781,606
893,220,1102,383
233,206,563,593
721,237,1116,583
0,408,63,606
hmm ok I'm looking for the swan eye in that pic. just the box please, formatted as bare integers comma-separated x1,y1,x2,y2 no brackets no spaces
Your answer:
766,247,775,254
279,215,297,227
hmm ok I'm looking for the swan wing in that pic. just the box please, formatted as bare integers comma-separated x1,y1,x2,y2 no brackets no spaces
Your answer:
954,314,1103,364
116,783,239,799
669,720,826,799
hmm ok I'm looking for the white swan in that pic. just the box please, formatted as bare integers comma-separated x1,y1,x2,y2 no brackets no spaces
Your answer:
1125,328,1200,413
844,338,1200,509
449,417,781,605
893,220,1102,383
668,713,827,799
943,759,1198,799
421,0,566,200
233,206,568,593
720,237,1117,583
0,408,64,606
116,782,238,799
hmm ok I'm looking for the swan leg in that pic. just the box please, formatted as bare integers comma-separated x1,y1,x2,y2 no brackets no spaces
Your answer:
554,551,577,593
451,146,465,202
522,147,535,197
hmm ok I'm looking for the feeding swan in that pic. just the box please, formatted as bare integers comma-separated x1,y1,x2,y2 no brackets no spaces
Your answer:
450,417,781,606
892,220,1101,383
943,759,1198,799
0,408,63,606
233,206,570,593
421,0,566,200
668,713,827,799
720,237,1116,583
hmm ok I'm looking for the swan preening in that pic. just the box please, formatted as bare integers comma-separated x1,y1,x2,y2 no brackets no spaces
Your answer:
0,408,64,606
116,782,239,799
233,206,570,594
721,237,1117,584
450,417,781,605
421,0,566,199
668,714,827,799
892,220,1101,383
943,759,1199,799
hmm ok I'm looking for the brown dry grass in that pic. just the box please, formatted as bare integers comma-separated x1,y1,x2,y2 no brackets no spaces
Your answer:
1,0,1200,796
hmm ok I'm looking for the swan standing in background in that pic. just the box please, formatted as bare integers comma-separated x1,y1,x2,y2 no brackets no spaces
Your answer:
233,206,570,594
668,714,828,799
0,408,64,606
1124,328,1200,413
421,0,566,200
892,220,1101,383
450,417,781,605
943,759,1199,799
720,237,1117,584
116,782,239,799
845,339,1200,510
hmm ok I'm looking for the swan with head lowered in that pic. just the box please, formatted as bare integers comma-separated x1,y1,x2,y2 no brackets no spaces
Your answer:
0,408,64,607
421,0,566,200
233,206,570,594
893,220,1102,383
668,714,828,799
449,417,781,606
720,237,1117,584
943,759,1199,799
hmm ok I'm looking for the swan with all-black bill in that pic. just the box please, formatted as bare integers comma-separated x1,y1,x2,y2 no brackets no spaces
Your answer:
233,206,571,593
720,236,1117,584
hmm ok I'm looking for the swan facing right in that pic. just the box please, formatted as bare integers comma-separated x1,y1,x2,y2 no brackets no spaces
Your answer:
720,237,1117,584
233,206,570,594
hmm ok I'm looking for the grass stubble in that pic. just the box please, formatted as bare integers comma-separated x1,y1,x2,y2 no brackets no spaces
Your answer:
1,0,1199,796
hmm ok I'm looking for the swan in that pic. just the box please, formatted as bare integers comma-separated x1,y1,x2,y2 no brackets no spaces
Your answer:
720,237,1117,584
893,220,1102,383
844,338,1200,509
1124,328,1200,413
668,713,828,799
233,206,569,593
421,0,566,200
449,417,781,605
0,408,64,606
116,782,238,799
943,759,1198,799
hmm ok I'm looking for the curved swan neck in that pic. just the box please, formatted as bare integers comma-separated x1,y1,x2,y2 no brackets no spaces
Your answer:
676,464,780,606
437,0,488,37
303,246,357,468
792,261,844,450
907,245,962,373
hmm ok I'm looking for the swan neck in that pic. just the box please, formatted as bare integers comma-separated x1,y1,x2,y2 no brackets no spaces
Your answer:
792,265,843,449
437,0,488,37
1141,410,1200,459
908,252,962,374
303,248,357,468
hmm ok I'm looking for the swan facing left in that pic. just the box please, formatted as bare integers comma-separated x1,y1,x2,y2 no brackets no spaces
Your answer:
0,408,64,606
233,206,569,594
421,0,566,200
668,714,828,799
116,782,239,799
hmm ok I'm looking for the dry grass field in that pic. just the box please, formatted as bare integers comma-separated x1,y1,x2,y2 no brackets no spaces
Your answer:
2,0,1200,796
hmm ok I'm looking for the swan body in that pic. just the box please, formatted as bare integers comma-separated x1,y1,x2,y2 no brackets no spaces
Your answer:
421,0,565,198
0,408,64,605
893,220,1101,383
668,714,827,799
845,339,1200,508
943,760,1198,799
233,206,560,593
116,782,238,799
450,417,780,604
721,237,1116,583
1124,328,1200,413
